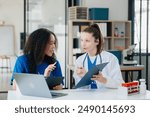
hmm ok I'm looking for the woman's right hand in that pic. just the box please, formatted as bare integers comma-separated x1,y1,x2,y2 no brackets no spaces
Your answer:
76,67,86,78
44,63,56,77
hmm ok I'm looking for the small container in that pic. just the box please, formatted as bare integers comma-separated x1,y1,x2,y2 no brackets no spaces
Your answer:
121,81,139,95
114,27,119,37
0,20,5,25
139,79,146,95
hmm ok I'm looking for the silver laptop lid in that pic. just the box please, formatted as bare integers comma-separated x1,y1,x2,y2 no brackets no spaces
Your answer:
14,73,52,98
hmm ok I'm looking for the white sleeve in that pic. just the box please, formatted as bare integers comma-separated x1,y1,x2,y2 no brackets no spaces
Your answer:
73,58,82,85
97,56,124,88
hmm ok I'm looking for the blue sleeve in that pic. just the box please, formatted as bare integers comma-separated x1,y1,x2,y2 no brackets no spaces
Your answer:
10,57,28,84
14,58,25,73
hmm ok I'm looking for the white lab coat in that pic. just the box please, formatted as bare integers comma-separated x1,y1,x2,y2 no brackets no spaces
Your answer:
73,51,124,89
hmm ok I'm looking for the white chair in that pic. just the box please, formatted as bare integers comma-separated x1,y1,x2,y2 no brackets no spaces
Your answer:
0,55,11,73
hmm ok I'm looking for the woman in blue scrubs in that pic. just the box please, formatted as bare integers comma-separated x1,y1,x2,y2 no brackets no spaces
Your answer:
11,28,63,90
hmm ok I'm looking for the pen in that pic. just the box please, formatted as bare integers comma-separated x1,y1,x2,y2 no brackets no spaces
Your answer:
53,62,57,65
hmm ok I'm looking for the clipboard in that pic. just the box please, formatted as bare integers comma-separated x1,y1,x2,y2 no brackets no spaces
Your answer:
74,62,109,89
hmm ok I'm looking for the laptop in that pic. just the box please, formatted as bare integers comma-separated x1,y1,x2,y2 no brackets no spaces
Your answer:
14,73,67,98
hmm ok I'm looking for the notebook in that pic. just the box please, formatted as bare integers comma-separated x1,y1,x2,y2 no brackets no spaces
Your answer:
75,62,109,89
46,76,64,89
14,73,67,98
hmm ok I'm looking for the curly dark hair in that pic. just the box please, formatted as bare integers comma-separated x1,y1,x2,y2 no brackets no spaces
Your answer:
83,24,104,55
23,28,58,73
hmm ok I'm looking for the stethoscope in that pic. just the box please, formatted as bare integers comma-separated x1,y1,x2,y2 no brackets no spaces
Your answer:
83,53,102,67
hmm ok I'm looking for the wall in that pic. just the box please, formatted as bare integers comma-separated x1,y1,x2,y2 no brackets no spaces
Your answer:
42,0,65,25
0,0,24,55
82,0,128,20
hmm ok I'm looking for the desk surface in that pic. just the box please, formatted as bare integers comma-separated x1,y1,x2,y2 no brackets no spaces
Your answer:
120,65,144,71
7,88,150,100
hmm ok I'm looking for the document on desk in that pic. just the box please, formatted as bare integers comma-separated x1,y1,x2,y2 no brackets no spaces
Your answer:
75,62,109,89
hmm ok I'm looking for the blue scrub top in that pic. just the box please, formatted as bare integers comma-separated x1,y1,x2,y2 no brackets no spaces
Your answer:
11,55,62,82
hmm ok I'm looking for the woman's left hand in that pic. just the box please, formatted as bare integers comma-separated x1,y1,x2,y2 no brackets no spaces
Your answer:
53,85,63,90
91,73,107,84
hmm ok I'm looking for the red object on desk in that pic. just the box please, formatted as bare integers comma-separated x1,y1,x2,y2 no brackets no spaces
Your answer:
122,81,139,87
122,81,139,94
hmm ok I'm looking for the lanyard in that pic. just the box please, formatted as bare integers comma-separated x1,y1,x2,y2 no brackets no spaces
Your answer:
86,54,99,89
87,55,97,70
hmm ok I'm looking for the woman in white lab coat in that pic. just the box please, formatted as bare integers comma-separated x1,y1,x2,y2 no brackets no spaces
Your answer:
73,24,124,89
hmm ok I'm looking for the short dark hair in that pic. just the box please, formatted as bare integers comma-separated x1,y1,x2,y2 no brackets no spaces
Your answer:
83,24,104,55
23,28,58,73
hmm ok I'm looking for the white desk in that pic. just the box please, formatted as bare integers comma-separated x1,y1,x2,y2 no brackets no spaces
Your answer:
7,88,150,100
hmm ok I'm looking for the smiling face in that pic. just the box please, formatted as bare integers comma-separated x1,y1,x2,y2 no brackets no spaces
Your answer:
45,34,56,57
80,32,99,56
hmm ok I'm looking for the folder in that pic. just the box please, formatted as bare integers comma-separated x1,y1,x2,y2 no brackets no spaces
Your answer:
75,62,109,89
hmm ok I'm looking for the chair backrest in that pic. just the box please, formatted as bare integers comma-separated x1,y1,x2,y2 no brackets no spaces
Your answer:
108,50,122,64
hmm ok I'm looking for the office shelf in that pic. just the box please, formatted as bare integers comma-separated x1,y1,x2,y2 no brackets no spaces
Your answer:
67,20,131,65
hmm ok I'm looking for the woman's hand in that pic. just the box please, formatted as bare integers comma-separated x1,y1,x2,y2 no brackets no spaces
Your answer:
91,73,107,84
76,67,86,78
53,85,63,90
44,63,56,77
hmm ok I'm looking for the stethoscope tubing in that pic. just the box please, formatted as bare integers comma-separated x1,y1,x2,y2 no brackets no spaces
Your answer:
83,53,102,67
